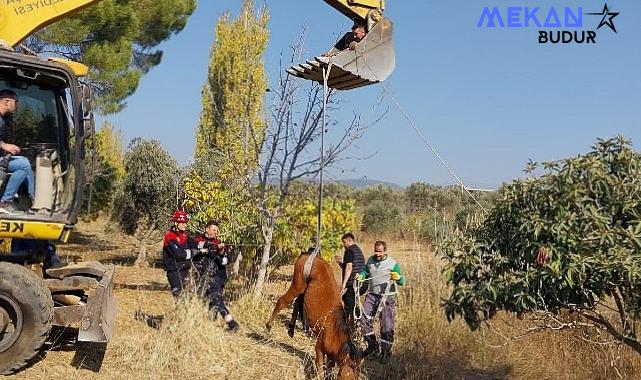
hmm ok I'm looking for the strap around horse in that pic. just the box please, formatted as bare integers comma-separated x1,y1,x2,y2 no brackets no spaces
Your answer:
303,247,319,283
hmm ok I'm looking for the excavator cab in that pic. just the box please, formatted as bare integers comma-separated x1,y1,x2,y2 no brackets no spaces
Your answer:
0,47,117,375
287,1,395,90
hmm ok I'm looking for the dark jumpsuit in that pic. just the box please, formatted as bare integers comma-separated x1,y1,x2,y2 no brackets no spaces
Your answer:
163,227,197,297
193,235,231,317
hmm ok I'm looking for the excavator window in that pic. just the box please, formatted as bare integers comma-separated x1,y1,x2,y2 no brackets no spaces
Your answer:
0,68,74,217
0,81,60,150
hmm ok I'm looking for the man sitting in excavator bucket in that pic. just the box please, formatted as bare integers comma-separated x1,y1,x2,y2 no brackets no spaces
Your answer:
331,23,367,53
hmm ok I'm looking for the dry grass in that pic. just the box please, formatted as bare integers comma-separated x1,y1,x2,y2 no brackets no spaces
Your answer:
9,221,641,379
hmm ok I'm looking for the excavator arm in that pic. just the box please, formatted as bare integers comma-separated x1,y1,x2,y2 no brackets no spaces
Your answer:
323,0,385,27
0,0,103,48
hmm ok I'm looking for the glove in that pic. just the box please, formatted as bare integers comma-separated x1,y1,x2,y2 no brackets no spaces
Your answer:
355,273,365,283
390,272,401,281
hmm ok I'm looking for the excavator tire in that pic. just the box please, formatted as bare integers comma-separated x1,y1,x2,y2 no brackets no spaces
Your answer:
0,262,53,375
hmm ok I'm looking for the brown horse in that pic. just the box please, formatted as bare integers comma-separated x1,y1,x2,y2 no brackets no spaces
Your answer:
266,252,361,379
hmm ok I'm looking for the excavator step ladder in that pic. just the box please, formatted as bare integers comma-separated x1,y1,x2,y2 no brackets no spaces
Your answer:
288,18,395,90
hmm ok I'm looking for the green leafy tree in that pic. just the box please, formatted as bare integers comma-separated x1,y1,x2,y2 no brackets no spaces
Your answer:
118,138,179,266
440,136,641,355
273,185,360,262
362,199,403,235
27,0,196,113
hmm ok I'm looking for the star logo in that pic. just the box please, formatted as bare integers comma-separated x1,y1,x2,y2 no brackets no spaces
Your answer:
586,4,620,33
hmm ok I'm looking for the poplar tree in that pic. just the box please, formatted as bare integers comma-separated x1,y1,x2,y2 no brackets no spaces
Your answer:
194,0,269,179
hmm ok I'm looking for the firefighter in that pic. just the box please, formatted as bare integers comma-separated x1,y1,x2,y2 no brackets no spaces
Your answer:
193,220,240,332
163,210,198,297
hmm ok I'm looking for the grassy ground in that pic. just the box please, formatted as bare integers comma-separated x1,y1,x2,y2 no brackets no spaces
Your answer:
10,221,641,379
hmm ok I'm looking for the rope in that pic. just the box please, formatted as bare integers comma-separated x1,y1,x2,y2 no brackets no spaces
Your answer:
379,85,486,210
352,274,395,321
359,53,487,210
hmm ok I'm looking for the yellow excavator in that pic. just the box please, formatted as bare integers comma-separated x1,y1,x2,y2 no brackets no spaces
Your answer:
287,0,395,90
0,0,393,374
0,0,117,374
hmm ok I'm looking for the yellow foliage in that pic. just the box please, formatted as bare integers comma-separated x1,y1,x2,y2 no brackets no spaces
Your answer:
96,121,125,179
275,194,360,261
182,174,257,243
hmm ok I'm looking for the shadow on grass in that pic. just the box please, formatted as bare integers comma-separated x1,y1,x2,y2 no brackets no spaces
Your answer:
65,231,118,251
268,271,293,283
115,281,169,292
84,253,164,267
364,346,513,380
247,331,316,379
41,326,106,373
133,310,165,329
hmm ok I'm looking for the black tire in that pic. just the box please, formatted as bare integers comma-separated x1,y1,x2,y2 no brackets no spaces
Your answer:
0,262,54,375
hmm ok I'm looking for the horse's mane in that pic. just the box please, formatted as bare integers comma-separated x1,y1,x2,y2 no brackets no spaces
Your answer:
333,307,360,361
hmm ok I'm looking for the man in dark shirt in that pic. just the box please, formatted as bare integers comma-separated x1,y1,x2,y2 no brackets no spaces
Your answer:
332,23,367,52
335,232,366,321
0,89,35,214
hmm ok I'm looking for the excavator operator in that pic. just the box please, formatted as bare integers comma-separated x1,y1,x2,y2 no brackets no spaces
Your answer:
0,89,35,214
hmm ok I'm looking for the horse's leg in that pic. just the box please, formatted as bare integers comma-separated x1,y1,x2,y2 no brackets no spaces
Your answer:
266,278,305,331
314,338,325,378
288,293,304,338
326,356,335,379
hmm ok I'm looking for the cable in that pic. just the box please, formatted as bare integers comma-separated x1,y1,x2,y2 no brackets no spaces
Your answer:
379,85,486,210
360,51,487,210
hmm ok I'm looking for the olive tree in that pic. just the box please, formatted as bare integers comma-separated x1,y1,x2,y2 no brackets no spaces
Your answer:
118,138,180,266
440,136,641,354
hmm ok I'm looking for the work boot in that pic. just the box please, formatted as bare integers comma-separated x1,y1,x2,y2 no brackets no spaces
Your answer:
226,319,240,332
380,347,392,363
208,308,219,321
363,334,379,358
0,201,22,214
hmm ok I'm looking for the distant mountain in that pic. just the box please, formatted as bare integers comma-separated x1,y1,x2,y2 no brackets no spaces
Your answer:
336,178,404,190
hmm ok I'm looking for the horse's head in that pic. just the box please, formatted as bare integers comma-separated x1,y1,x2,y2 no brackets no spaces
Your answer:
337,335,363,379
337,356,362,380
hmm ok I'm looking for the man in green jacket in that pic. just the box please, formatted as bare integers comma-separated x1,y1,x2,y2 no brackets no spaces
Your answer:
356,240,405,361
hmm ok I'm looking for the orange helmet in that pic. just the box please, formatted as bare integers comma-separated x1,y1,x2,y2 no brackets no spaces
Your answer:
171,210,190,223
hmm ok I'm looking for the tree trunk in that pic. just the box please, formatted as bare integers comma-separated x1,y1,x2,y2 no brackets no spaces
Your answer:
232,251,242,276
134,221,156,267
253,217,275,299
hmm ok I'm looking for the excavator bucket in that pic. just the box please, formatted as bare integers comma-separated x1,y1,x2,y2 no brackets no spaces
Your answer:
47,262,117,343
288,18,395,90
78,264,117,342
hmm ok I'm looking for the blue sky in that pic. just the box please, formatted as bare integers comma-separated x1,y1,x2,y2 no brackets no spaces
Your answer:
103,1,641,188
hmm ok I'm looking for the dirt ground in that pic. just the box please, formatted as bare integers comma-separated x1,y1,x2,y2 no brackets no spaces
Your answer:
10,221,401,380
9,220,641,379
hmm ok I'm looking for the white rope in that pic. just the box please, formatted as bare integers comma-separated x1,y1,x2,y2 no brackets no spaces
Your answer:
359,53,487,210
380,85,486,210
352,276,395,321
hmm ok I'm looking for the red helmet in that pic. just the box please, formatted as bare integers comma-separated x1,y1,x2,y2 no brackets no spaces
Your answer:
171,210,190,223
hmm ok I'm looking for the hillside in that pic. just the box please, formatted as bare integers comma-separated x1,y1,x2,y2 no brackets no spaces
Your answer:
336,178,404,190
